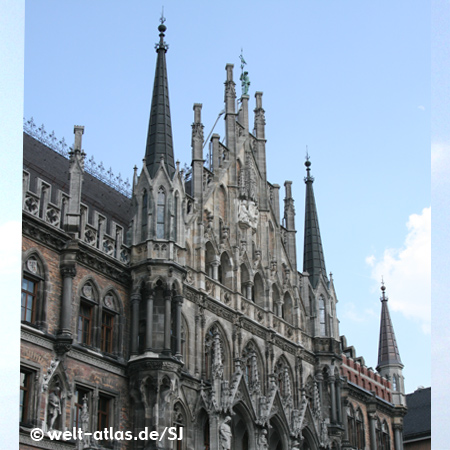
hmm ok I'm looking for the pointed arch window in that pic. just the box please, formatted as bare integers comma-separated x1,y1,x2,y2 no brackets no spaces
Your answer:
319,296,326,336
174,193,179,242
21,255,47,328
141,190,148,241
157,187,166,239
355,409,365,450
347,405,356,447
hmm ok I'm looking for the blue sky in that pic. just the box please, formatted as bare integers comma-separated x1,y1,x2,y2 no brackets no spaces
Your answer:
2,0,433,446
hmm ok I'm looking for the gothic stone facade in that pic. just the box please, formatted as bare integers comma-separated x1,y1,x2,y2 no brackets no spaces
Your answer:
20,24,406,450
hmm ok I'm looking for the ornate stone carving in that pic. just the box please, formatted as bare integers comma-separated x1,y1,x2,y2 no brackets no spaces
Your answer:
46,207,60,226
27,258,38,274
24,195,39,215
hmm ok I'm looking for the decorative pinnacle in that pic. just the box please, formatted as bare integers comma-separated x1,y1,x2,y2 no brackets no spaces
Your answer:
304,146,313,182
380,278,388,302
156,11,168,51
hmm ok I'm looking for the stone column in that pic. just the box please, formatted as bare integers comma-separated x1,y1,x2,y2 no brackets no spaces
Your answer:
329,376,337,423
163,289,172,355
336,378,342,423
246,281,253,300
59,266,76,337
211,259,219,281
130,290,141,355
174,295,184,358
316,372,324,405
369,413,377,450
145,290,154,350
57,241,78,353
394,424,403,450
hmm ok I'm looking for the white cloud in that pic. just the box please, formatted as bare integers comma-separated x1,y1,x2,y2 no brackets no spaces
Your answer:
365,207,431,334
418,105,425,110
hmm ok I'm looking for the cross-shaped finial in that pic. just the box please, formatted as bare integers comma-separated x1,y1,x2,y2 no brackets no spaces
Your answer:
160,6,166,24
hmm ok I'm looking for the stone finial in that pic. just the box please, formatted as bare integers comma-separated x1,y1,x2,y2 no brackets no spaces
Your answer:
284,180,293,199
193,103,202,123
73,125,84,151
226,64,234,82
255,91,263,109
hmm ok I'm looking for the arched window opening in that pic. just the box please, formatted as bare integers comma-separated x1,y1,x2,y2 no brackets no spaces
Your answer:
174,194,179,242
157,187,166,239
356,409,365,450
141,190,148,241
319,296,326,336
347,405,356,447
21,255,46,328
272,284,280,316
240,264,250,299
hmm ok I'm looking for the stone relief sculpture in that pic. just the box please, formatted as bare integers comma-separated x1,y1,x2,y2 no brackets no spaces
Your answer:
220,416,232,450
47,387,61,430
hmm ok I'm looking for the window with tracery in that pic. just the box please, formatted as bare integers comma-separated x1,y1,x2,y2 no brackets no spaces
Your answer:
141,190,148,241
157,188,166,239
319,296,326,336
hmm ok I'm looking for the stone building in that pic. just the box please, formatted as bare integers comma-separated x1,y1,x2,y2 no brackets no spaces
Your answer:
20,19,407,450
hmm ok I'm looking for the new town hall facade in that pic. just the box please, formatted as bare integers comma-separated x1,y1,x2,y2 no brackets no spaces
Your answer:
20,20,407,450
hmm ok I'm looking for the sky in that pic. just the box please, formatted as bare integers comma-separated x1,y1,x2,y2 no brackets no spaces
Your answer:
1,0,434,447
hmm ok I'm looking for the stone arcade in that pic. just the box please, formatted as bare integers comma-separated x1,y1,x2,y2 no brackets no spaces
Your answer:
20,19,407,450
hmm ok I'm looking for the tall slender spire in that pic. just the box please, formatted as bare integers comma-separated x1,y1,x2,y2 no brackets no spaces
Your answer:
377,282,402,368
145,16,175,179
303,157,327,288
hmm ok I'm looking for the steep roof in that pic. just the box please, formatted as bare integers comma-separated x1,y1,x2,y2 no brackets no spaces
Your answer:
403,387,431,441
145,20,175,179
23,132,132,231
303,159,327,288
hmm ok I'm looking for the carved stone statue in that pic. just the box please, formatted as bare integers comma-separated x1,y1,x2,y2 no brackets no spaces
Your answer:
219,416,232,450
47,387,61,430
259,428,269,450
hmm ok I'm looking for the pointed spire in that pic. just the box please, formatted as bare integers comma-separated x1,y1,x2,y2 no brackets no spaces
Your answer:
145,17,175,179
377,282,402,369
303,156,327,288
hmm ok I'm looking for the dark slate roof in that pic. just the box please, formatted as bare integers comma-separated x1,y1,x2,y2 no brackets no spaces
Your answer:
403,387,431,441
377,287,402,369
303,161,327,288
23,132,132,233
145,22,175,179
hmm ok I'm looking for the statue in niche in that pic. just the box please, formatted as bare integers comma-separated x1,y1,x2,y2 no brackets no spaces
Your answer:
80,395,91,448
238,199,259,230
47,387,62,430
220,416,232,450
258,428,269,450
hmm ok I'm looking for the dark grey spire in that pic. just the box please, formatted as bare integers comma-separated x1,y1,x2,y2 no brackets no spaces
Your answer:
145,17,175,179
303,157,327,288
377,282,402,369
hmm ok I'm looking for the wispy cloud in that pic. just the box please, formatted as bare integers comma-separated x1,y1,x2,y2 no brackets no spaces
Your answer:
418,105,425,110
343,303,377,323
365,207,431,334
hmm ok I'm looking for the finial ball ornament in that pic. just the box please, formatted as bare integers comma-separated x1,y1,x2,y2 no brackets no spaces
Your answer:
305,160,311,168
158,24,166,32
